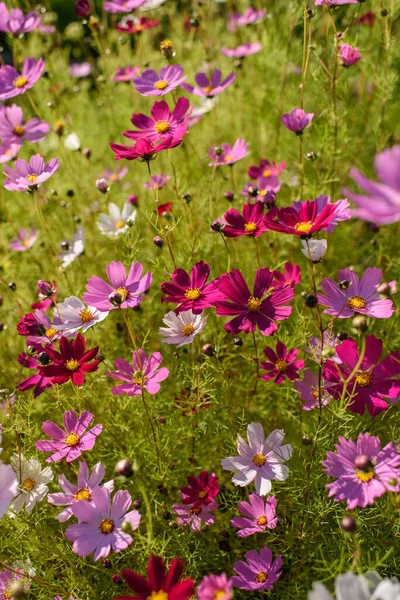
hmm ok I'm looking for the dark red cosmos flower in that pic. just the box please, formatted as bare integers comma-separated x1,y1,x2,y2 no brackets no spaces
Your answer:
161,261,219,314
110,135,185,162
222,201,267,238
38,334,99,386
157,202,173,216
115,17,160,34
180,470,219,506
115,555,195,600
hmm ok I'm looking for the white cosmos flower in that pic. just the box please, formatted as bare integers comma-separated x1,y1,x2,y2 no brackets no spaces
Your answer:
97,202,137,237
301,239,327,263
54,296,109,335
64,132,81,151
159,310,207,347
140,0,167,10
60,226,85,270
308,571,400,600
9,454,53,517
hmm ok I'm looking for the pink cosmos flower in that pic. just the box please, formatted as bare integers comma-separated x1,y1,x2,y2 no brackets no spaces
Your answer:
248,158,286,181
75,0,91,18
241,180,279,204
0,139,20,163
340,43,361,67
180,471,219,506
323,335,400,417
161,261,219,314
114,66,140,82
123,97,191,142
208,139,249,166
0,104,49,145
212,268,294,336
232,547,282,591
0,568,27,600
115,16,160,34
107,349,169,396
65,486,141,560
9,227,38,251
0,57,45,101
343,145,400,225
110,135,185,162
103,166,129,183
0,3,41,34
228,8,266,31
69,62,92,78
221,422,292,495
222,201,267,238
293,370,332,410
0,463,18,519
48,461,114,522
104,0,146,13
17,347,53,398
323,432,400,508
197,573,233,600
265,196,350,236
220,42,262,59
133,65,186,96
317,267,394,319
181,69,235,97
281,108,314,134
359,11,376,26
83,260,152,312
172,500,218,532
3,154,60,191
260,342,304,384
143,173,170,189
272,262,301,289
315,0,356,5
35,410,103,463
231,493,278,537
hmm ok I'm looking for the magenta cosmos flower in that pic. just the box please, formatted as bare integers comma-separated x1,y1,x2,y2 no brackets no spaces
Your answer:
17,347,52,398
38,334,100,386
172,500,218,532
272,262,301,289
340,43,361,67
83,260,152,312
107,349,169,396
208,139,249,166
317,267,394,319
232,547,282,592
281,108,314,134
197,573,233,600
110,135,184,162
213,268,294,336
115,16,160,34
220,42,262,59
161,260,218,314
133,65,186,96
323,335,400,417
323,432,400,509
315,0,357,5
0,57,44,101
222,201,267,238
231,493,278,537
65,486,141,560
35,410,103,463
0,3,41,34
123,97,191,142
3,154,59,191
265,196,350,236
9,227,38,251
0,104,49,145
343,145,400,225
181,69,235,97
260,342,304,384
104,0,146,13
180,470,219,506
114,65,140,82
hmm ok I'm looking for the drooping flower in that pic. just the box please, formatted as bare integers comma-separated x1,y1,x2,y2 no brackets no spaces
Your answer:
260,342,304,384
212,268,294,336
133,65,186,96
17,346,53,398
160,261,218,314
181,69,235,97
221,422,292,495
17,310,61,345
293,370,332,411
65,486,140,560
0,104,49,145
308,572,399,600
107,349,169,396
60,226,85,269
231,493,278,537
114,65,140,82
317,267,394,319
180,470,219,506
9,454,53,516
281,108,314,134
340,43,361,67
159,310,207,347
38,334,100,386
48,461,114,522
54,296,109,335
0,57,45,101
9,227,38,251
104,0,146,13
323,335,400,417
197,573,233,600
208,139,249,166
221,201,267,238
323,432,400,508
123,97,191,142
172,500,218,531
272,262,301,289
0,3,41,34
110,135,185,162
143,173,170,189
228,8,266,30
0,462,18,518
3,154,59,191
115,16,160,34
83,260,152,312
232,547,282,591
220,42,262,59
97,202,137,236
301,239,327,262
35,409,103,463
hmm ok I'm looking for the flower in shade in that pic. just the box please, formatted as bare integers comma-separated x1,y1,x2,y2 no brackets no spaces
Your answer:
272,262,301,289
228,8,266,30
65,486,140,560
260,342,304,384
317,267,394,319
248,158,286,181
0,3,41,34
212,268,294,336
265,196,350,236
103,166,129,183
161,261,218,314
110,134,184,162
0,462,18,518
123,97,191,142
181,69,235,97
38,334,100,386
308,572,399,600
0,565,33,600
340,43,361,67
220,42,262,59
69,62,92,78
222,202,267,238
159,310,207,347
208,139,249,166
17,346,53,398
8,454,53,516
359,11,377,26
197,574,233,600
75,0,91,18
35,410,103,463
293,370,332,411
60,226,85,270
133,65,186,96
0,57,44,101
305,330,341,364
0,104,49,145
281,108,314,134
104,0,146,13
114,66,140,82
221,422,292,495
232,547,283,591
48,461,114,522
54,296,109,335
323,432,400,509
242,180,279,204
180,470,219,506
143,173,170,189
4,154,59,191
107,349,169,396
231,493,278,537
301,239,327,262
172,500,218,531
343,145,400,225
97,202,137,236
9,227,38,251
83,260,152,312
115,16,160,34
116,555,195,600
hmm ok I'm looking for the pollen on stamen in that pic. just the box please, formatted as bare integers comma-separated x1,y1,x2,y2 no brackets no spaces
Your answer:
347,295,366,310
294,221,313,233
26,174,38,184
255,571,268,583
184,288,201,301
22,477,36,491
74,487,92,501
355,371,373,387
99,518,114,534
154,120,170,134
275,359,288,372
65,359,80,371
244,221,257,233
13,75,28,88
181,324,195,336
115,220,125,230
154,80,169,90
13,125,25,136
253,453,266,467
79,308,94,323
257,515,268,526
65,433,80,447
246,296,262,312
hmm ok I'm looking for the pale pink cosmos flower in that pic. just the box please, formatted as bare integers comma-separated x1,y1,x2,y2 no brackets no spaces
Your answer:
340,43,361,67
69,62,92,78
97,202,137,237
0,3,41,34
54,296,109,335
0,139,20,163
181,70,236,98
208,139,249,166
107,349,169,396
3,154,60,191
281,108,314,134
172,499,218,532
0,104,50,145
0,462,18,518
159,310,207,347
104,0,146,13
231,493,278,537
197,573,233,600
114,66,140,82
220,42,262,59
228,8,267,31
0,57,45,101
133,65,186,96
9,227,38,251
143,173,170,189
103,166,129,183
293,370,332,411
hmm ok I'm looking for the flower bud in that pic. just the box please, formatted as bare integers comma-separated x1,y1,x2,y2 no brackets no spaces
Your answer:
301,239,327,262
153,236,164,248
108,291,123,306
75,0,91,18
133,499,141,509
8,582,25,598
224,191,234,202
54,120,64,136
380,7,388,15
304,294,318,308
341,515,357,532
202,343,215,357
82,148,91,158
306,151,317,161
160,39,174,59
354,454,372,471
210,220,223,232
38,279,56,298
233,337,243,347
377,282,391,296
128,194,138,206
112,575,122,585
247,185,259,198
103,558,112,569
181,193,192,204
352,315,368,331
337,331,349,341
60,240,70,251
114,459,133,477
214,146,223,157
96,178,109,194
8,281,16,291
38,351,51,365
302,435,313,446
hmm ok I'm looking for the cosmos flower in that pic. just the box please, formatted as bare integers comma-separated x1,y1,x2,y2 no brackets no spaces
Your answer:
315,0,357,5
60,226,85,269
281,108,314,134
161,261,218,314
38,334,100,386
248,158,286,181
308,572,399,600
104,0,146,13
0,564,33,600
222,202,267,238
68,62,92,78
16,310,61,345
35,409,103,463
260,342,304,384
323,432,400,509
340,43,362,67
231,493,278,537
103,166,129,183
114,66,140,82
0,139,20,163
9,227,38,251
9,454,53,516
75,0,91,18
208,139,249,167
272,262,301,289
241,180,280,204
143,173,170,189
180,471,219,506
159,310,207,347
359,11,377,26
221,422,292,495
0,462,18,518
301,239,327,262
232,547,282,591
181,69,235,97
54,296,109,335
123,97,191,142
97,202,137,236
110,134,185,161
220,42,262,59
293,370,332,411
0,57,45,101
115,16,160,34
197,573,233,600
172,500,218,531
133,65,186,96
0,3,41,34
83,260,152,312
3,154,59,191
107,349,169,396
188,97,217,127
17,346,53,398
228,8,266,30
0,104,49,145
305,330,342,364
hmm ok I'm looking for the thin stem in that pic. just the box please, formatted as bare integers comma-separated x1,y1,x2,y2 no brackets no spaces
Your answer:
0,563,71,598
122,311,138,353
146,161,159,215
165,234,177,270
220,232,231,272
253,237,261,268
299,135,305,199
141,388,161,473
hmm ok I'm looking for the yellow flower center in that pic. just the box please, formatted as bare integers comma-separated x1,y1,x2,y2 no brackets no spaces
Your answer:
244,221,257,233
294,221,313,233
135,24,145,32
23,239,30,247
115,287,128,301
133,371,147,386
13,75,28,88
99,518,114,534
110,173,119,182
4,588,12,599
160,40,173,49
253,453,266,467
46,327,57,338
198,490,207,499
147,592,169,600
115,220,125,230
214,592,225,600
26,174,38,183
263,169,271,177
184,288,201,301
181,324,195,336
255,571,268,583
154,80,169,90
355,371,373,387
356,470,374,482
204,85,213,94
154,120,170,134
259,190,267,197
190,505,202,515
247,296,262,312
275,359,288,372
224,154,234,162
65,359,80,371
79,308,94,323
347,295,366,310
74,487,92,501
257,515,268,526
13,125,25,136
65,433,80,446
22,477,36,491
